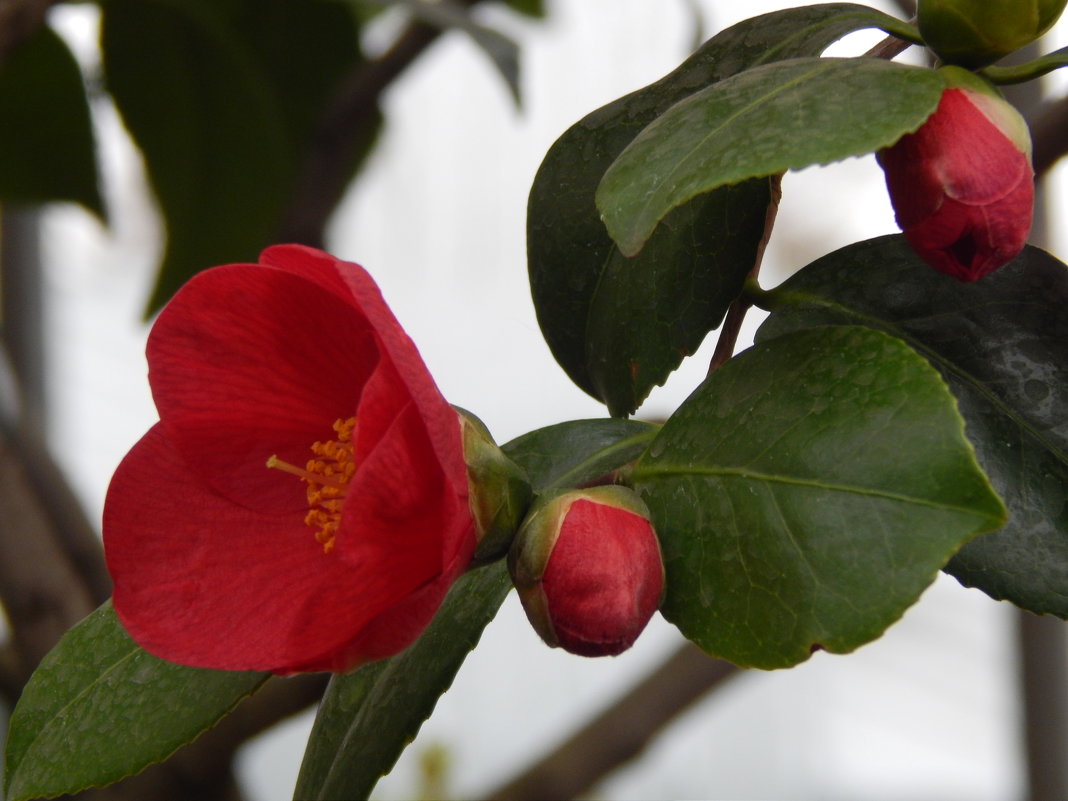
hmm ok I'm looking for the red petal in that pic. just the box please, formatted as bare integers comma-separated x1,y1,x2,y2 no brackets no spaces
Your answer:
338,400,473,570
148,264,379,513
927,91,1031,205
261,245,468,504
104,424,454,673
903,171,1032,280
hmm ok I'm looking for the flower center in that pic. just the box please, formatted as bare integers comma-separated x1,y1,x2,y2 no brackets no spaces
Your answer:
266,417,357,554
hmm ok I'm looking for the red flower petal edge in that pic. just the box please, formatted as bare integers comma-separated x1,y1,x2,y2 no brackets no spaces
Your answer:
104,245,475,674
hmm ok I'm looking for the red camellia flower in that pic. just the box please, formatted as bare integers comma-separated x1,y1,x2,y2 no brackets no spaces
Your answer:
508,487,664,657
103,245,476,674
877,71,1033,281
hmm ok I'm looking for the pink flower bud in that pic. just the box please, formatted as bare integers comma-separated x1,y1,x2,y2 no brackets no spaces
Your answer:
877,70,1033,282
508,487,664,657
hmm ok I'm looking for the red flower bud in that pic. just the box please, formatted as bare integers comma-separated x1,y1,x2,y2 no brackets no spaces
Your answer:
877,71,1033,282
509,487,664,657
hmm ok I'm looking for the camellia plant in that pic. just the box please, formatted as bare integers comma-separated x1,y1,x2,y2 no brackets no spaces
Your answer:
4,0,1068,799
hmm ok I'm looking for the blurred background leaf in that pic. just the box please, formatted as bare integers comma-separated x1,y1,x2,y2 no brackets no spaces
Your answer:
0,24,104,219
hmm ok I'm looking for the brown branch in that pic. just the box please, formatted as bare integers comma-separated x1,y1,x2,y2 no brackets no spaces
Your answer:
1028,95,1068,179
486,642,741,801
0,427,98,693
1018,611,1068,801
708,174,782,373
864,32,914,60
278,0,485,247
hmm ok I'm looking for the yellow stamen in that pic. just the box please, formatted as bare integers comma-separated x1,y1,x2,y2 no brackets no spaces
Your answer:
266,417,357,554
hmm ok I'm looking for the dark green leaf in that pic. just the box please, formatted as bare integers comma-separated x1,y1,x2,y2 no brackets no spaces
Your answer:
504,0,544,17
758,235,1068,617
632,326,1006,669
528,3,917,416
3,602,267,801
597,57,945,257
0,25,104,218
102,0,291,313
293,418,652,800
102,0,370,315
501,418,658,490
293,561,512,801
233,0,362,152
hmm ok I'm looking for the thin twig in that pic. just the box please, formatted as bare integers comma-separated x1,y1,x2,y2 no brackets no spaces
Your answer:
708,173,782,373
1029,95,1068,178
864,32,914,60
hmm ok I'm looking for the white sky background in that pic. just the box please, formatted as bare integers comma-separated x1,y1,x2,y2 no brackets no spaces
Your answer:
37,0,1068,798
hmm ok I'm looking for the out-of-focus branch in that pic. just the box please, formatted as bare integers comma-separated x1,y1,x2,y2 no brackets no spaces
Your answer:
1019,611,1068,801
278,0,484,246
0,210,109,704
1029,96,1068,178
486,642,742,801
709,174,781,373
0,427,98,698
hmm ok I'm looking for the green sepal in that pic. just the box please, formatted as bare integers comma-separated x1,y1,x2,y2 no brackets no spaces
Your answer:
457,407,533,565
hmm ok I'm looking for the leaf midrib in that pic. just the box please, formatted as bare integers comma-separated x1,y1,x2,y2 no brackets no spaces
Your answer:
635,462,999,520
9,644,141,794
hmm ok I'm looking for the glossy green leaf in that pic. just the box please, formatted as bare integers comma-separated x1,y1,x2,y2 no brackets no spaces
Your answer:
597,58,944,258
500,418,657,489
293,561,512,801
3,602,267,801
632,326,1006,669
101,0,290,313
0,25,104,218
293,417,654,800
757,235,1068,616
529,3,916,416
